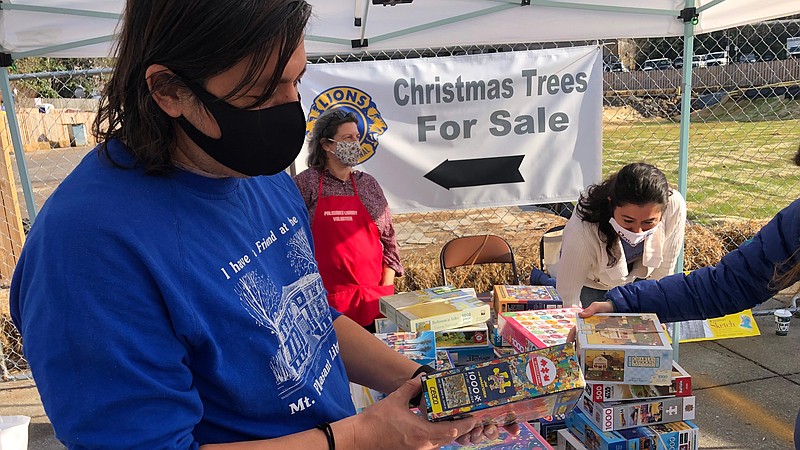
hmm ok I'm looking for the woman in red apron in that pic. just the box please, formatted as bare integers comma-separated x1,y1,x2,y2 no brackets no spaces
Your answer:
294,108,403,330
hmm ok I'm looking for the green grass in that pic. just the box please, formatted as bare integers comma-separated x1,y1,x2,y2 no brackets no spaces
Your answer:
603,98,800,222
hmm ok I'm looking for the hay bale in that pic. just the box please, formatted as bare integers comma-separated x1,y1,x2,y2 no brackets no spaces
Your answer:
707,220,767,254
682,224,725,270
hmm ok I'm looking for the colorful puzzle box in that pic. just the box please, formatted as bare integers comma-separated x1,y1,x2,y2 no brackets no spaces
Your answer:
584,360,692,402
375,318,490,349
493,285,564,313
379,286,489,332
576,313,673,385
499,307,583,352
374,331,437,367
576,393,696,432
422,343,585,426
441,421,554,450
565,410,626,450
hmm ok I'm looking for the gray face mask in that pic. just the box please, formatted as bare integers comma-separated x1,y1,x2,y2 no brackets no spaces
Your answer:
329,140,362,167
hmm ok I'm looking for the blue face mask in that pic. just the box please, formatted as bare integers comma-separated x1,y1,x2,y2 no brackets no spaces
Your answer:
176,78,305,176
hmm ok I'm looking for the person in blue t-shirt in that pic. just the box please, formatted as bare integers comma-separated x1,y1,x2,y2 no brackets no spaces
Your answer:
9,1,513,449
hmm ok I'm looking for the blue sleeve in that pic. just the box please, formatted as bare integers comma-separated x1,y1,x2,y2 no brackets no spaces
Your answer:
11,210,202,449
608,199,800,323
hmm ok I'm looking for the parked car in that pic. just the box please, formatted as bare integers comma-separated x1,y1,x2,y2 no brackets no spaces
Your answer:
704,51,728,66
738,52,757,63
603,61,628,72
641,58,672,71
673,55,705,69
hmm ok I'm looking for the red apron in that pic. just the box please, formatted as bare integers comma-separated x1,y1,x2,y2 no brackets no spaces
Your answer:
311,173,394,326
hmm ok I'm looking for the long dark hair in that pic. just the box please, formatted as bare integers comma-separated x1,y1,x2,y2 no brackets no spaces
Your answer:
576,163,672,266
306,108,358,170
93,0,312,174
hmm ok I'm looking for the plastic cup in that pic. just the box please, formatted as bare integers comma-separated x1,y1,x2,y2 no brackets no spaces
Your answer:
774,309,792,336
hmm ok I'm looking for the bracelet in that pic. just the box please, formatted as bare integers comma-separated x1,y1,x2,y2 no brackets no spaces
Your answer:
409,364,437,408
411,364,436,379
316,422,335,450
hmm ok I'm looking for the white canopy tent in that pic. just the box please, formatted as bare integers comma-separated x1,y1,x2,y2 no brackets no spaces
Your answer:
0,0,797,217
0,1,796,57
1,2,798,355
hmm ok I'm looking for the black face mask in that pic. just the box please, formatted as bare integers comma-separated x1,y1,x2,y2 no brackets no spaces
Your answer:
176,79,305,177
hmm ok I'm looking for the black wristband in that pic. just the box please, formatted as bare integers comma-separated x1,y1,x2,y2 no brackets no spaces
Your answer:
409,364,437,408
411,364,436,379
316,422,335,450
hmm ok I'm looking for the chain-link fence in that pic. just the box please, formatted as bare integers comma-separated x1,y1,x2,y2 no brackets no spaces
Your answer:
1,17,799,379
0,67,113,379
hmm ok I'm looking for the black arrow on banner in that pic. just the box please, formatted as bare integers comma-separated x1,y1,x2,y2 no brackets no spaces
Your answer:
423,155,525,190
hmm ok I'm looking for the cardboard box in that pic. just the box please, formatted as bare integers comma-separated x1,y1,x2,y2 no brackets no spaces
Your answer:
377,319,490,349
576,393,696,432
537,414,568,446
493,285,564,313
442,421,554,449
576,314,673,385
436,349,455,371
615,426,657,449
584,361,692,402
556,429,589,450
565,410,626,450
499,307,583,352
374,331,437,367
448,346,497,367
422,343,585,426
379,286,490,332
493,346,517,358
648,420,699,450
436,322,490,349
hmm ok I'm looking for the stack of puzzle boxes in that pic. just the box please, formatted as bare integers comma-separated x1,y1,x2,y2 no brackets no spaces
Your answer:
378,286,494,367
495,305,582,444
490,285,577,446
558,313,699,450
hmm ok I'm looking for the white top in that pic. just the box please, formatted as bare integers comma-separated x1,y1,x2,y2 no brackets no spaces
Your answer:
556,190,687,307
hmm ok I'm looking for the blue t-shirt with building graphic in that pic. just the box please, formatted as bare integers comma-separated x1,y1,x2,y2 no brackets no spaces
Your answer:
10,140,356,449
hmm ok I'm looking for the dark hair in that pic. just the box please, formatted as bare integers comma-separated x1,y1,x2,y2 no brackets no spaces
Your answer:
576,162,672,266
93,0,312,175
306,108,358,170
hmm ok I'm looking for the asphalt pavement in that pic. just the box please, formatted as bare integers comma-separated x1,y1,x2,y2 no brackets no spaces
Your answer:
1,296,798,449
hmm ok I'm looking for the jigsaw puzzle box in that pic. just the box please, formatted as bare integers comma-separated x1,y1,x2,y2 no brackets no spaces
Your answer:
441,421,554,450
576,313,673,385
422,343,585,426
499,307,583,352
492,284,564,313
556,428,588,450
576,393,696,432
379,286,489,332
584,361,692,402
565,410,626,450
375,319,490,350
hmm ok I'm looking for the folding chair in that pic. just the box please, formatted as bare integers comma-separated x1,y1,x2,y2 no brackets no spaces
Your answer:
539,225,565,279
439,234,520,286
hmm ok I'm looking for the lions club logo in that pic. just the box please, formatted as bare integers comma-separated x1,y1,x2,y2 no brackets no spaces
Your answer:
306,86,387,164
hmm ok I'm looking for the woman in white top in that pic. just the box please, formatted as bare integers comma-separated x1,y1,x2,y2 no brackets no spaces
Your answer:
556,163,686,307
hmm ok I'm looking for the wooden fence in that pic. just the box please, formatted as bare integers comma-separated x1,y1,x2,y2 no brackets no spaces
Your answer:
604,58,800,95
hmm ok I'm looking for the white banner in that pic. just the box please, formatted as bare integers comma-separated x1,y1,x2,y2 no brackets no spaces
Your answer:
299,46,603,213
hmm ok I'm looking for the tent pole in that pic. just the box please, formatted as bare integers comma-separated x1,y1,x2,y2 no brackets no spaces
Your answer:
671,1,698,362
0,66,38,222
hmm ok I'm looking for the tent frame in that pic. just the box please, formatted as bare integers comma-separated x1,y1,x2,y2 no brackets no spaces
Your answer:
0,0,781,360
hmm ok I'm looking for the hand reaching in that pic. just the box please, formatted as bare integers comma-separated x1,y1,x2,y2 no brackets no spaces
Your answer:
566,301,615,342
